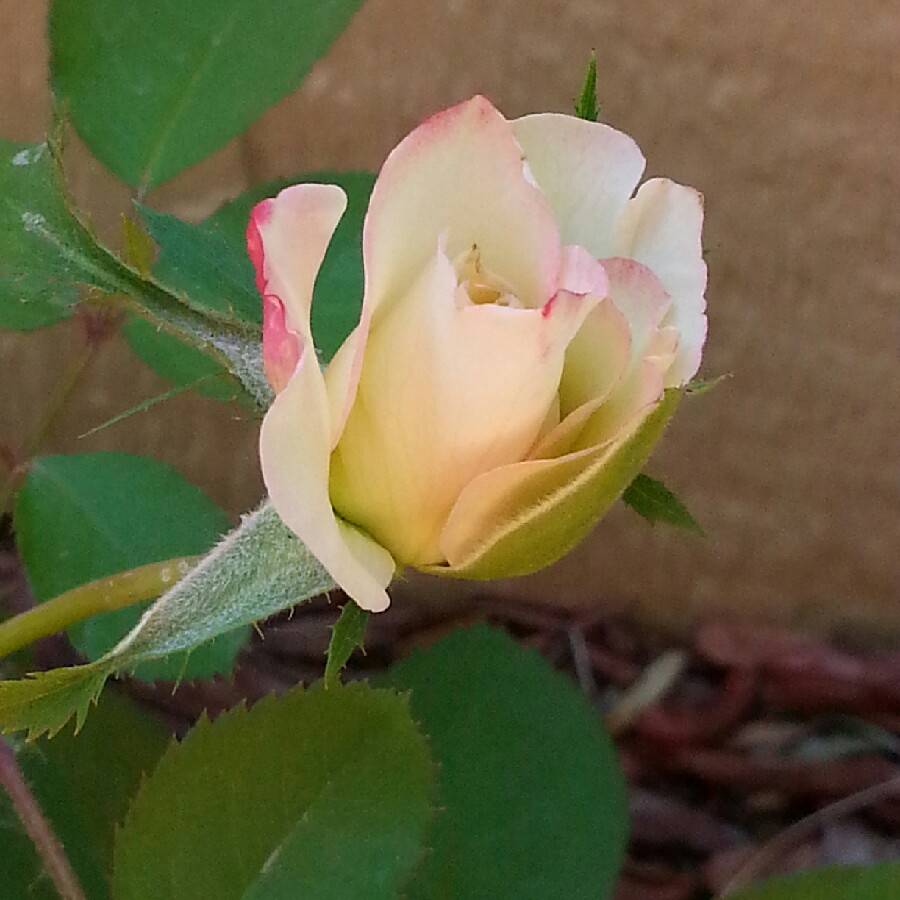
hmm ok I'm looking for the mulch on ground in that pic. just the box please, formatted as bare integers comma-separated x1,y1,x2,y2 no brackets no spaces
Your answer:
2,524,898,899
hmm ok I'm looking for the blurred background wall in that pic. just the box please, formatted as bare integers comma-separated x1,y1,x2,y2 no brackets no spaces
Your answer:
1,0,897,638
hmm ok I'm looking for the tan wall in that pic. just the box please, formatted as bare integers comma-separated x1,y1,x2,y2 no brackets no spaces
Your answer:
1,1,898,639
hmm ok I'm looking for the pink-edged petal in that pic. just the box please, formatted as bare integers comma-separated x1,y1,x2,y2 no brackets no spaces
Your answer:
247,183,347,393
557,244,609,296
512,113,645,258
602,257,673,355
613,178,707,384
260,347,394,614
533,295,631,458
260,294,300,394
363,95,561,316
569,258,674,451
329,246,596,567
435,389,680,577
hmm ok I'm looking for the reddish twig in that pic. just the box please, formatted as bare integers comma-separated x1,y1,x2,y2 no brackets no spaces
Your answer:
0,737,87,900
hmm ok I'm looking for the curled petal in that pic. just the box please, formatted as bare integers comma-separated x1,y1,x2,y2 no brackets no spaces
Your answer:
252,183,394,612
512,112,646,258
613,178,707,385
534,295,632,459
247,184,348,393
260,349,395,613
363,95,562,315
570,258,674,451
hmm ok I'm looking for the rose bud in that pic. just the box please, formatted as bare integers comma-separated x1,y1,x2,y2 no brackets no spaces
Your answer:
248,95,706,612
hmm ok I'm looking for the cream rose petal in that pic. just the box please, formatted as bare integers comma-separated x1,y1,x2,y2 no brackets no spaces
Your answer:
250,185,395,613
613,178,707,385
532,297,632,460
329,246,596,566
570,257,674,451
512,112,646,258
363,96,562,315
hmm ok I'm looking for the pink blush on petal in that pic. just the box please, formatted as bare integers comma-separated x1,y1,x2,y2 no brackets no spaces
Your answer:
262,293,301,394
246,199,273,297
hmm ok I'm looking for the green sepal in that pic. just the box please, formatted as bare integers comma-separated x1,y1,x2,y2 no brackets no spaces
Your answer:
623,473,704,534
574,52,600,121
424,389,680,581
325,600,369,688
0,503,334,740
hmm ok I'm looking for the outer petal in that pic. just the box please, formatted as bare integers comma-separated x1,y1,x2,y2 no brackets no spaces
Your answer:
435,390,680,577
260,355,395,612
363,95,562,316
512,113,646,258
251,184,394,613
613,178,707,385
329,245,596,567
247,183,348,393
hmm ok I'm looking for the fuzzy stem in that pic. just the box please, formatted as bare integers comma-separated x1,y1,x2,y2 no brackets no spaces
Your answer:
0,558,199,660
0,737,87,900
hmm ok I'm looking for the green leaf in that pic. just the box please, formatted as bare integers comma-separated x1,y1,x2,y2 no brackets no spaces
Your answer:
0,140,89,330
122,315,243,401
325,600,368,688
123,172,373,397
49,0,365,190
0,502,335,740
574,52,599,121
208,170,375,362
381,624,628,899
113,682,433,900
0,690,169,899
15,452,246,681
0,134,271,406
684,373,729,394
122,203,260,399
0,663,109,740
622,473,704,534
138,204,261,323
728,863,900,899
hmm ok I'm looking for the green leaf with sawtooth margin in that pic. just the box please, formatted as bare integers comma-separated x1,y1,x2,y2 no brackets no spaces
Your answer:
728,863,900,899
14,452,248,681
123,202,261,400
0,140,89,330
574,52,600,121
0,502,335,740
380,624,628,900
622,473,704,534
0,690,169,899
325,600,368,688
0,663,110,741
49,0,366,190
113,682,433,900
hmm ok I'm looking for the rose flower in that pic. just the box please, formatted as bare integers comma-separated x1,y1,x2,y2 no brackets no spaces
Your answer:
248,96,706,612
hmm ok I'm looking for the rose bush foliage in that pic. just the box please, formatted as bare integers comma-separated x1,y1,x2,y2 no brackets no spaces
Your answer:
248,96,706,612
